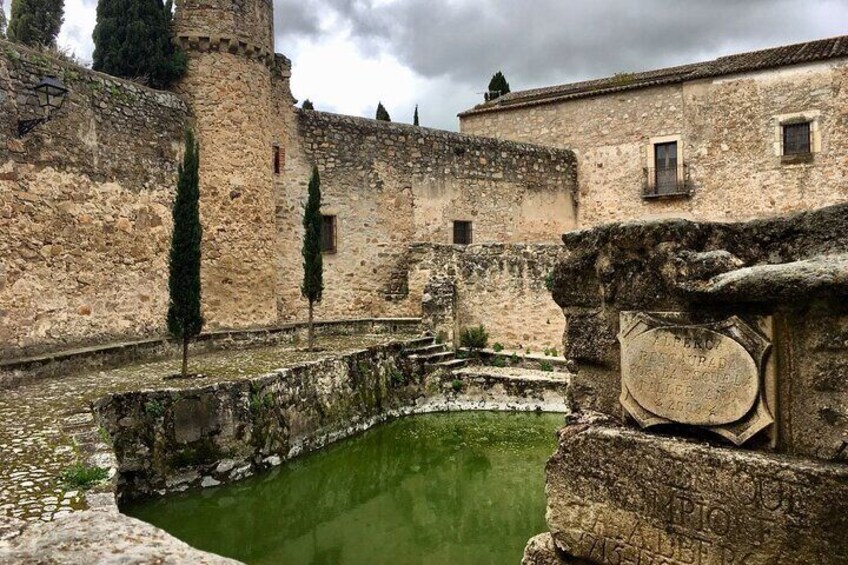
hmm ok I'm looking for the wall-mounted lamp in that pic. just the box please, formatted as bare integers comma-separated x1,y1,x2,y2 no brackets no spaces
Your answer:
17,76,69,138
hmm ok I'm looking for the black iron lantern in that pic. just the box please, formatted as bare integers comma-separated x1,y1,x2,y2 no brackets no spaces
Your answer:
34,76,69,111
18,76,69,137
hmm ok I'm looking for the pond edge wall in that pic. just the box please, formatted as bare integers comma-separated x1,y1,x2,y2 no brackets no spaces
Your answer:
94,338,570,502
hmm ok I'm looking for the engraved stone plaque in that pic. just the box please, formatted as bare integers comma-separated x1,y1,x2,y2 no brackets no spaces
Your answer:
619,312,773,445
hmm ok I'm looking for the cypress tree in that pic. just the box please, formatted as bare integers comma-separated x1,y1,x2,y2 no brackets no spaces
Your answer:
92,0,186,88
375,102,391,122
167,130,203,378
301,165,323,351
7,0,63,47
301,99,314,110
1,0,8,38
413,104,419,126
485,71,511,101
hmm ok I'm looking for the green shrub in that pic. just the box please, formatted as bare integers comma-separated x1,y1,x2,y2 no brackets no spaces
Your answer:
510,352,520,365
492,356,507,368
61,465,108,490
451,379,464,392
539,361,554,372
144,399,164,418
544,272,555,291
389,367,405,385
460,325,489,350
492,342,504,352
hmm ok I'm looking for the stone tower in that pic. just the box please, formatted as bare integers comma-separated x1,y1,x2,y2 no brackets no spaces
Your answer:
172,0,278,329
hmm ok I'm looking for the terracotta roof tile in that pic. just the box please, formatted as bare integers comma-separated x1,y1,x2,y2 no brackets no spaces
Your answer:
460,35,848,117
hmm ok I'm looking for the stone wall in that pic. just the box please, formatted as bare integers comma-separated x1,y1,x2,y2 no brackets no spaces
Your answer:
0,41,189,357
548,202,848,459
405,243,567,350
461,59,848,228
95,339,570,500
276,109,577,322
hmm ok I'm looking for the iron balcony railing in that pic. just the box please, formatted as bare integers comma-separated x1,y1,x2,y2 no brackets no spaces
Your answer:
643,165,691,199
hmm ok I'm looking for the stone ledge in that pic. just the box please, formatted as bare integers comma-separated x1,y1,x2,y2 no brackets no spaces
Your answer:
0,318,422,389
0,509,241,564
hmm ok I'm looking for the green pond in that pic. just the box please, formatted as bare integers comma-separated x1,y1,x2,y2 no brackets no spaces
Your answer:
124,411,565,565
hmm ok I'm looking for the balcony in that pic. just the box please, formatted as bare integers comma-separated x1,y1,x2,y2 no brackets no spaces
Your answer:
642,165,691,199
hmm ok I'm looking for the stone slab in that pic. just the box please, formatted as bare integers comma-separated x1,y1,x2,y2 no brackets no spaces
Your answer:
546,419,848,564
0,509,240,564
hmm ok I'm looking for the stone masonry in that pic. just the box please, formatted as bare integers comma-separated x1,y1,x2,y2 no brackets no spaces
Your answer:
461,46,848,228
0,40,188,357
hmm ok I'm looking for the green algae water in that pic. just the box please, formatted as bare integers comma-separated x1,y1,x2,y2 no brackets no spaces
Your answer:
125,412,564,565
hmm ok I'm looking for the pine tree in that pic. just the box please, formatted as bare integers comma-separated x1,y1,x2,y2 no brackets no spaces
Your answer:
301,165,324,351
413,104,419,126
376,102,391,122
92,0,186,88
485,71,511,101
7,0,63,47
167,130,203,378
0,0,8,38
302,99,314,110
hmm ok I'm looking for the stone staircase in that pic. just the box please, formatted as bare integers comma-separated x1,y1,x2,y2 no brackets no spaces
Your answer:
404,336,468,371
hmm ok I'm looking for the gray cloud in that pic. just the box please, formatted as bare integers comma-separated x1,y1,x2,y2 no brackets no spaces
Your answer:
275,0,848,129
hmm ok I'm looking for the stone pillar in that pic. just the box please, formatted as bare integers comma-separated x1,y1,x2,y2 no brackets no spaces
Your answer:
421,275,457,347
173,0,278,329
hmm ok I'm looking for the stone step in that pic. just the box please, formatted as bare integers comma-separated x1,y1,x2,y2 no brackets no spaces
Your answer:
451,365,572,384
418,351,454,363
406,343,446,356
404,336,436,348
435,358,468,370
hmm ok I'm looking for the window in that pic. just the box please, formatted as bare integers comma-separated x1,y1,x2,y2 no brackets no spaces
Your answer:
783,122,811,155
453,221,472,245
321,215,336,253
644,136,689,199
273,145,284,174
653,141,678,195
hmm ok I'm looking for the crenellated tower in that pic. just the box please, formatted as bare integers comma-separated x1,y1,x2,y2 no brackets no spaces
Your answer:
173,0,278,329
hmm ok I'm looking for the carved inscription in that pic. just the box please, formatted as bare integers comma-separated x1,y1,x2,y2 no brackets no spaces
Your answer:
618,313,773,445
625,327,759,426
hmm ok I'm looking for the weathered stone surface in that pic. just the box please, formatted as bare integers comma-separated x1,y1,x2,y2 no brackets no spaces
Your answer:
547,204,848,458
523,533,588,564
546,420,848,564
0,509,241,564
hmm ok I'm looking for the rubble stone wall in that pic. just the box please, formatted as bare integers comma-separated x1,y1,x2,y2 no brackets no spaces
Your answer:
405,243,568,350
276,110,577,322
0,40,189,357
461,60,848,227
95,339,570,500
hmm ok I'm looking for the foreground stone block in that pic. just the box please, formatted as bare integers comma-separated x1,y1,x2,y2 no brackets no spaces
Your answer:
547,420,848,564
0,509,239,564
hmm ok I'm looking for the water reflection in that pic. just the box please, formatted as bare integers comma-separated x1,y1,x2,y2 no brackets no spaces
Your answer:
125,412,564,565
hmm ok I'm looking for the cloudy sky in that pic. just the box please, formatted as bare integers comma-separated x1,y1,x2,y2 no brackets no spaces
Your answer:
6,0,848,130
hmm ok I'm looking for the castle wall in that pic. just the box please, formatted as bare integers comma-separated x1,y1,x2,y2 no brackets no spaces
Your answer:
276,109,577,323
405,243,568,351
0,40,189,357
460,59,848,227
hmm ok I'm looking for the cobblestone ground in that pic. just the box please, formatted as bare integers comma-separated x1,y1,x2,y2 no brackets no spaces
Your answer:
0,334,415,523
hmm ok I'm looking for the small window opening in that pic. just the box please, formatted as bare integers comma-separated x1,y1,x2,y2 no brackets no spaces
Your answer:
783,122,811,155
273,145,283,174
453,221,472,245
321,215,337,253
